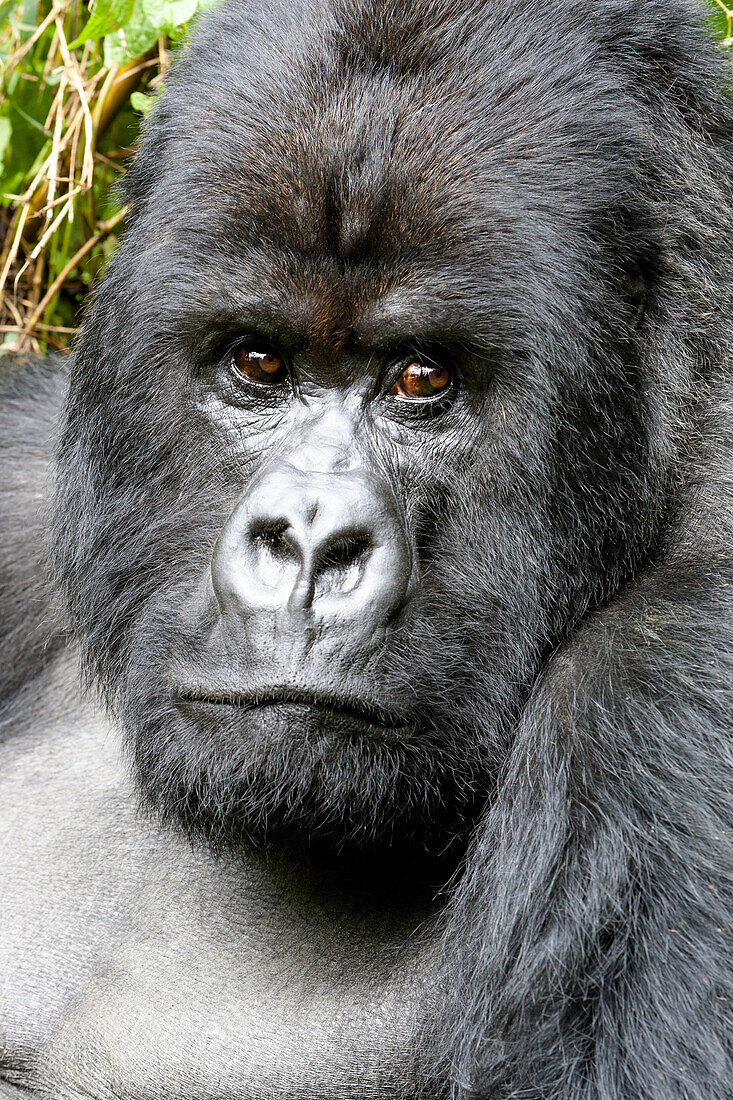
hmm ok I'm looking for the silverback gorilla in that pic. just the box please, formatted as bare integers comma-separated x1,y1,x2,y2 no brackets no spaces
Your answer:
1,0,732,1097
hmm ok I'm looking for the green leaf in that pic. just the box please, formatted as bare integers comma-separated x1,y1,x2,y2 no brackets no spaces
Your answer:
70,0,136,48
0,117,12,171
103,0,200,63
705,0,733,43
143,0,198,29
103,17,158,65
130,90,154,114
0,0,17,30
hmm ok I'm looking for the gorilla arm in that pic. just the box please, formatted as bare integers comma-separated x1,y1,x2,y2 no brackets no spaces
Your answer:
429,383,733,1100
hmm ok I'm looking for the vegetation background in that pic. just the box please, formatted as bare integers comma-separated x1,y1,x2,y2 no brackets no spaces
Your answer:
1,0,732,356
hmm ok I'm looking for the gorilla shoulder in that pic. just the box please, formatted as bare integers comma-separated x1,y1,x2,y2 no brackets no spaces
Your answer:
0,359,67,701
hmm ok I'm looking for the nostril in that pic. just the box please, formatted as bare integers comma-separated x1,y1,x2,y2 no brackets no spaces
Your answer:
216,471,411,619
248,518,297,562
316,531,373,576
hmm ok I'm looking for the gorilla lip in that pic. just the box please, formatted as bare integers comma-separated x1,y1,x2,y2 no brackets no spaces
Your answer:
174,687,413,732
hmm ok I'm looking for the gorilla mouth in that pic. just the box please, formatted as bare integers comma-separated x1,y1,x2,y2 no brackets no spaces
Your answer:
175,687,413,733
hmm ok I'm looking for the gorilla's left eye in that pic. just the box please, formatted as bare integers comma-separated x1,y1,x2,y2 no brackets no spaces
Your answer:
390,360,453,401
231,342,288,387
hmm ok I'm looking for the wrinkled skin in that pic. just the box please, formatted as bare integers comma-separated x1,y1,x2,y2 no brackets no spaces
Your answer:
1,1,733,1098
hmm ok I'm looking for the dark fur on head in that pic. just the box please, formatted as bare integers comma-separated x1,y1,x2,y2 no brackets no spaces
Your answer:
51,1,733,1096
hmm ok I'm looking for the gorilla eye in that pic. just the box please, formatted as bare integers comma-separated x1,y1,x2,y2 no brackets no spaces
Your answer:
232,343,287,386
390,360,452,401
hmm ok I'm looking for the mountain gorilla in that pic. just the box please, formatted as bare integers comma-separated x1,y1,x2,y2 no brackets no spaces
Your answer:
1,0,732,1097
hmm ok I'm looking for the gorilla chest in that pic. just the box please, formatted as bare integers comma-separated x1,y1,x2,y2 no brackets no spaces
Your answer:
0,693,431,1100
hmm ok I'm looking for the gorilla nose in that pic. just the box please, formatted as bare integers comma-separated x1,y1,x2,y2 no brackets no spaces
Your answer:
249,517,373,610
212,463,412,631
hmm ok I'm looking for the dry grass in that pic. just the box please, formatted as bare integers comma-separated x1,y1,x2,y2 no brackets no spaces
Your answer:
0,0,173,354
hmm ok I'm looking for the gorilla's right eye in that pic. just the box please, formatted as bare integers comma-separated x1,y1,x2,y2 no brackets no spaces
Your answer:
231,343,288,387
389,360,453,402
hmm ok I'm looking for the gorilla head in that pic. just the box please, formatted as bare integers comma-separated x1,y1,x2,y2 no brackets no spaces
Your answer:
52,0,732,866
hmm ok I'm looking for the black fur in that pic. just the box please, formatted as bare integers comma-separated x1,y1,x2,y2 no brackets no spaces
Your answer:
0,359,66,702
5,0,731,1097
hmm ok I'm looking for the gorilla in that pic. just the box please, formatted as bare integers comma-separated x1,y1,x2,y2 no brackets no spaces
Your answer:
0,0,732,1097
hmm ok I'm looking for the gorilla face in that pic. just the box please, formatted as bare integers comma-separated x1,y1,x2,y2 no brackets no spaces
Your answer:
113,305,531,861
54,0,668,863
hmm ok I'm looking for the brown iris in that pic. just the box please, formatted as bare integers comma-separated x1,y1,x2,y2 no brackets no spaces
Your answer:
232,343,287,385
390,360,452,401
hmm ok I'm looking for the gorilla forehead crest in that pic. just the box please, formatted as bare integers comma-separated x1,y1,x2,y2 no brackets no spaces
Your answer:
152,6,473,247
117,0,672,395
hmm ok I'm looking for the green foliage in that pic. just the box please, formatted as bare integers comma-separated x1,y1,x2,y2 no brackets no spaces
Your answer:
0,0,209,352
69,0,137,49
708,0,733,46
